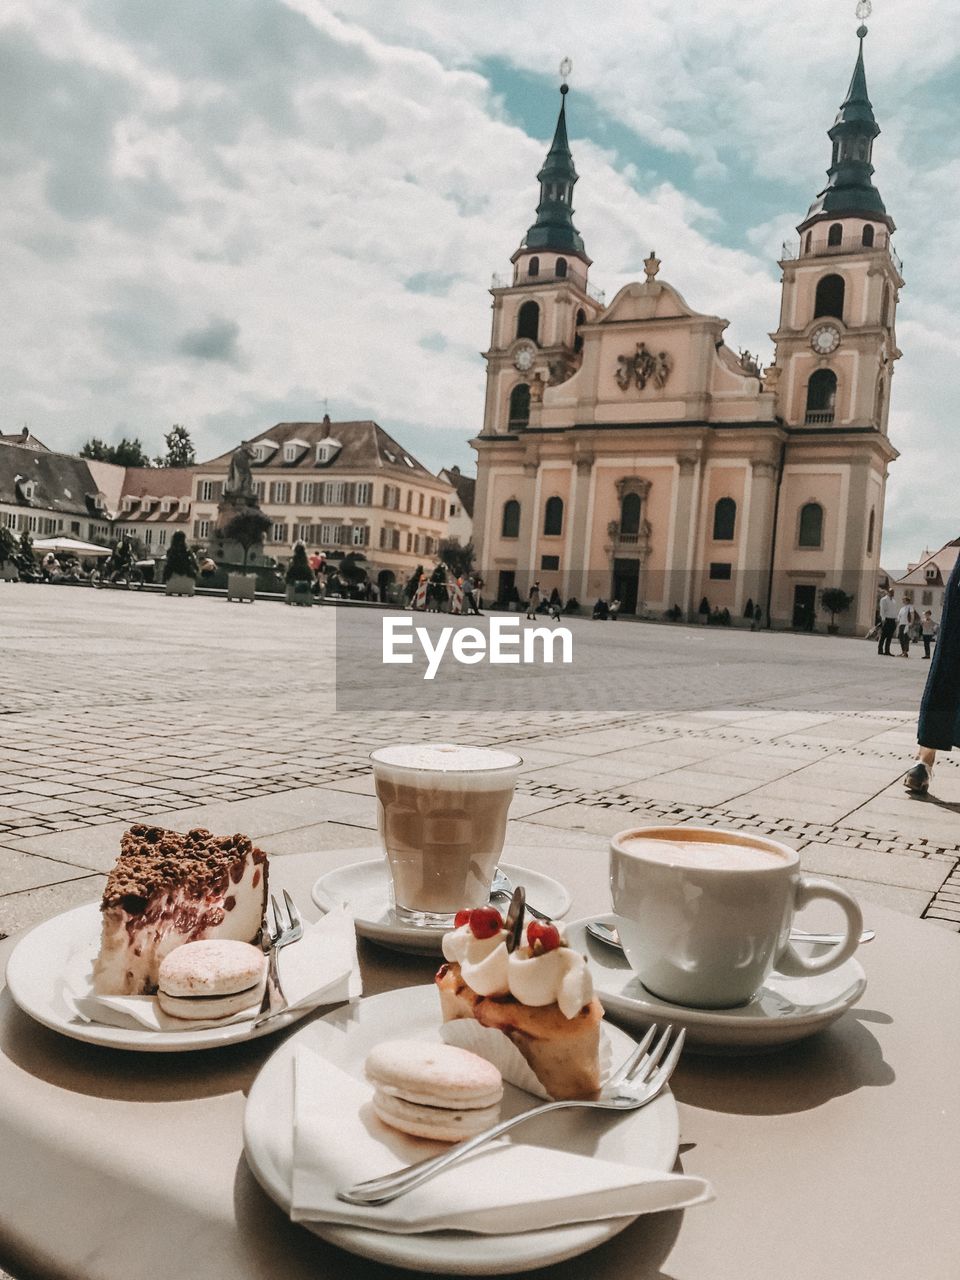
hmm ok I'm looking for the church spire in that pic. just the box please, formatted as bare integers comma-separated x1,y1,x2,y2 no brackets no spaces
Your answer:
800,9,894,232
519,63,588,259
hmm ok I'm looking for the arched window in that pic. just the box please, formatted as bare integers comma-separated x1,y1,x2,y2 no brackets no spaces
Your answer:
805,369,837,421
508,383,530,428
517,300,539,342
798,502,824,548
555,257,567,278
804,231,812,255
814,274,845,320
862,224,875,247
528,256,539,278
574,307,586,355
543,496,563,536
501,499,520,539
620,492,641,537
712,497,737,541
828,223,843,247
866,507,875,555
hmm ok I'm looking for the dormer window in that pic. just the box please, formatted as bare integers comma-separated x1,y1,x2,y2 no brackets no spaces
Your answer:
926,566,938,581
19,479,37,502
178,498,191,515
283,438,309,463
251,440,277,464
160,497,176,514
122,495,138,513
316,438,342,464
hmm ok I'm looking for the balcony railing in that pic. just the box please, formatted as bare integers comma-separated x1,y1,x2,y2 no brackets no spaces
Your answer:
491,272,605,306
804,410,835,424
781,235,902,275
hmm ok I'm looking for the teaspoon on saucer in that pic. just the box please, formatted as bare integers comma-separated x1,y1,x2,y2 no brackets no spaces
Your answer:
586,919,875,952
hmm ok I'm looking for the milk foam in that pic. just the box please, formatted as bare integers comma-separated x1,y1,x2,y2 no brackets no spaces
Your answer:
372,743,521,790
620,836,789,871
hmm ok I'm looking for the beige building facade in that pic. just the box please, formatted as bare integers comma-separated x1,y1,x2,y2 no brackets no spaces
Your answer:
473,29,901,633
191,419,454,595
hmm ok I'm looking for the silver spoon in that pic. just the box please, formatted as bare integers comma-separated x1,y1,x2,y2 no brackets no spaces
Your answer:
586,919,875,951
490,869,552,921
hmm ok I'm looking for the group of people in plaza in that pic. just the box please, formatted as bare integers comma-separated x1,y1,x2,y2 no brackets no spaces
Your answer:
875,587,938,659
404,564,483,615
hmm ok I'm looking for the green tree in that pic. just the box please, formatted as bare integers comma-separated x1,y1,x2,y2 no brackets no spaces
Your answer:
80,437,152,467
438,539,475,578
821,587,855,631
0,526,17,567
285,541,313,585
222,509,272,574
158,424,196,468
162,530,198,582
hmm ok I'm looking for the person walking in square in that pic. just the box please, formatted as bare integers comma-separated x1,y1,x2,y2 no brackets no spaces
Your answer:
525,581,541,620
904,555,960,794
921,609,938,659
877,587,898,655
896,600,915,657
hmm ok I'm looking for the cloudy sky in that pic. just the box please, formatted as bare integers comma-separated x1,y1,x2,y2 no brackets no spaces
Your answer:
2,0,958,567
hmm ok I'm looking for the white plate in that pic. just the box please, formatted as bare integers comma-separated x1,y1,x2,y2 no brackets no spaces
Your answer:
311,855,572,955
4,902,312,1053
571,914,867,1054
243,984,679,1275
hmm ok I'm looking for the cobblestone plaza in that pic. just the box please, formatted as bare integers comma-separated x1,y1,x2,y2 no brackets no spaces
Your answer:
1,586,957,940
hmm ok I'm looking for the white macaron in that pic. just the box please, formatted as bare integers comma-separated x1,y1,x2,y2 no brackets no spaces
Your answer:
157,939,266,1021
364,1040,503,1142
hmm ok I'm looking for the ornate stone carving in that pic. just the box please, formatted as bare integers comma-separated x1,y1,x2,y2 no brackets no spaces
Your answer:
225,441,256,500
751,460,779,480
615,342,673,392
616,476,652,501
677,455,699,476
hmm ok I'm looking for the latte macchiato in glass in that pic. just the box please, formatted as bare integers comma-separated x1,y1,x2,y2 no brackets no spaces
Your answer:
610,826,863,1008
371,743,521,926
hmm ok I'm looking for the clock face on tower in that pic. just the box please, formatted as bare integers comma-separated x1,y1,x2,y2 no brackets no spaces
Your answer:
810,324,841,356
513,344,535,372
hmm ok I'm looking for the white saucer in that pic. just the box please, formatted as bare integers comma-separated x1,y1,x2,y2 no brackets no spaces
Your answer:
243,984,679,1275
311,855,571,955
4,902,312,1053
569,914,868,1054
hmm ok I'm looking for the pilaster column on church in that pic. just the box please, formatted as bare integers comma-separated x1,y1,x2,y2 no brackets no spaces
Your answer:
742,459,779,619
472,453,493,575
516,462,539,585
838,460,872,633
569,455,594,601
667,454,699,618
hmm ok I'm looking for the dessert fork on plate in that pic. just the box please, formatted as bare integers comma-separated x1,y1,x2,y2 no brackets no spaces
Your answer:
254,891,303,1027
338,1022,685,1206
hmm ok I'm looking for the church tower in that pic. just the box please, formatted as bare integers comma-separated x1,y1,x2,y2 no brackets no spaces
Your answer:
767,12,902,632
480,68,603,441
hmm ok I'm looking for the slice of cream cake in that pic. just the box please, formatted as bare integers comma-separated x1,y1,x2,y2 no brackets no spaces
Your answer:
93,824,269,995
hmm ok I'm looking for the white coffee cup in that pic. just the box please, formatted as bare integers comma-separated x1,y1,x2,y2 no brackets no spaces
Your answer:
609,825,863,1009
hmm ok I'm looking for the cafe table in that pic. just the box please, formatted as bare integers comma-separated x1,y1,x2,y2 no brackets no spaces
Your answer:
1,842,958,1280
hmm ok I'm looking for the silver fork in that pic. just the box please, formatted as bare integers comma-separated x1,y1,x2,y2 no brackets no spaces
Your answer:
338,1023,685,1206
490,869,552,922
253,891,303,1027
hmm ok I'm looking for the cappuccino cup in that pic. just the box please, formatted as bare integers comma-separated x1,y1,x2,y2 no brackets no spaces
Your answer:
610,826,863,1008
371,743,521,927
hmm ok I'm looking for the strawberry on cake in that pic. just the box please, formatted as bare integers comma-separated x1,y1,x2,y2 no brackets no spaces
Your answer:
93,824,269,995
436,905,603,1100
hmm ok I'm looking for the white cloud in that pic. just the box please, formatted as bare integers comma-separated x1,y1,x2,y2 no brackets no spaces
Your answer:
0,0,956,565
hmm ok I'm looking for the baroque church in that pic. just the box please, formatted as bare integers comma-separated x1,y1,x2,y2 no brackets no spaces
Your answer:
471,22,902,633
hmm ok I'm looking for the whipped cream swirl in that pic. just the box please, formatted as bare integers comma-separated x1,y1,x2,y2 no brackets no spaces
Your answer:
441,925,593,1019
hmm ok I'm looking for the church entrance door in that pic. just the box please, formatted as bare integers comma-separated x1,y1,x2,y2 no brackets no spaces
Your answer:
612,559,640,615
792,584,817,630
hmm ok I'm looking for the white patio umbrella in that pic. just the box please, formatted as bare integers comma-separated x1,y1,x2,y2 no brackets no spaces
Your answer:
31,536,113,558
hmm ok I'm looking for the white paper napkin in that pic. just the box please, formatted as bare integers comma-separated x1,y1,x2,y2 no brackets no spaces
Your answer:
73,907,361,1032
290,1048,712,1234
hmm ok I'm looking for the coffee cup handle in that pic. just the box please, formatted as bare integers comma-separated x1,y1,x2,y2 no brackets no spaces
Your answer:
775,876,863,978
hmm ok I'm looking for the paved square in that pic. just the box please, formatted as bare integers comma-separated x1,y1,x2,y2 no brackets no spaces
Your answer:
1,585,958,939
